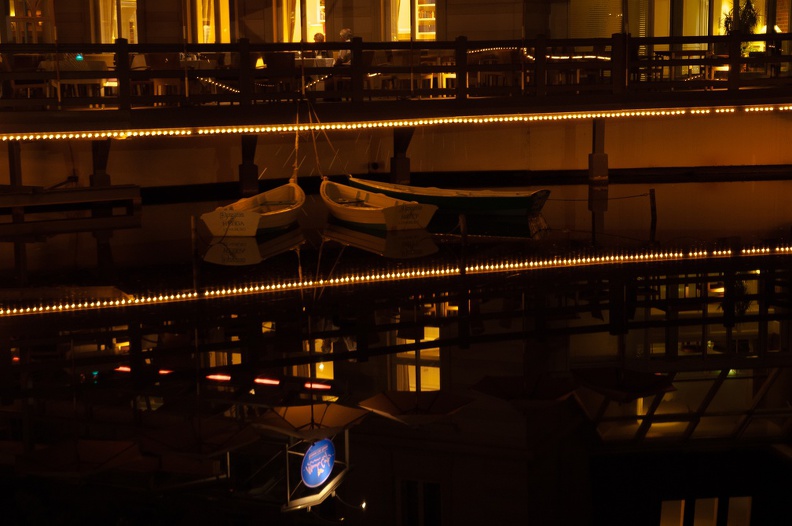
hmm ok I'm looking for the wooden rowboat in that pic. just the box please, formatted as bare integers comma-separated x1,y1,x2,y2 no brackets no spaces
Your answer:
200,182,305,237
346,176,550,215
320,179,437,231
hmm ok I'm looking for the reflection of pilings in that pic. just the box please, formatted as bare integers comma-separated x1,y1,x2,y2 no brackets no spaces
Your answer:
239,134,259,197
649,188,657,244
9,141,26,285
13,241,27,286
390,127,415,184
588,119,608,246
7,141,22,187
458,231,470,349
90,139,112,187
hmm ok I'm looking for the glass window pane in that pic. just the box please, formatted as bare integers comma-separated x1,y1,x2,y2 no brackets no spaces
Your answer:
727,497,751,526
694,498,718,526
660,500,684,526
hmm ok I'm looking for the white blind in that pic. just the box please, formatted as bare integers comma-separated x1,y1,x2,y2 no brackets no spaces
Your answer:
569,0,624,38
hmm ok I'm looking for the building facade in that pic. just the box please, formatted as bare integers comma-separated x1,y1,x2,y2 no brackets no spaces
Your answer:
2,0,790,45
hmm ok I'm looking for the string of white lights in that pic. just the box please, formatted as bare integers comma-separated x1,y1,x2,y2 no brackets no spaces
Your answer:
3,103,791,143
1,244,789,318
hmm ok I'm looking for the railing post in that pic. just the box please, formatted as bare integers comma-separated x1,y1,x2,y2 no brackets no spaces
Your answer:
535,35,547,97
611,33,627,95
114,38,131,111
238,38,254,105
454,36,468,100
350,37,364,103
728,31,741,92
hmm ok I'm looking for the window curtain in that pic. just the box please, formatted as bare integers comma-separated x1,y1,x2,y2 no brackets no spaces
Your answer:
391,0,401,40
286,0,297,41
97,0,118,43
569,0,623,37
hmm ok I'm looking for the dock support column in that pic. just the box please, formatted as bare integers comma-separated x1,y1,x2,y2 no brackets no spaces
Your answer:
90,139,115,275
90,139,112,187
239,135,259,197
7,141,22,188
8,141,26,285
588,119,608,246
390,127,415,184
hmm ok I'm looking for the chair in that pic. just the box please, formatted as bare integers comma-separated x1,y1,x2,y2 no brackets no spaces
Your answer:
324,51,376,101
145,52,182,102
0,54,48,99
262,52,296,98
437,53,456,92
384,50,433,97
129,53,153,96
360,50,381,98
475,49,520,93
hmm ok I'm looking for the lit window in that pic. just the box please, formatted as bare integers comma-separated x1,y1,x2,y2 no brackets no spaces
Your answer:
395,326,440,391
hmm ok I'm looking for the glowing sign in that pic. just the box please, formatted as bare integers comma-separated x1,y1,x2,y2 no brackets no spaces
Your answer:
301,439,335,488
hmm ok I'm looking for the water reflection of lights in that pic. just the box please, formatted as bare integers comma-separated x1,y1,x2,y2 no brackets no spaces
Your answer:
1,244,790,318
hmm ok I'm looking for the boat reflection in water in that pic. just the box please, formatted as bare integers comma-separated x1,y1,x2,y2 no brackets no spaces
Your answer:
321,222,438,259
201,225,306,266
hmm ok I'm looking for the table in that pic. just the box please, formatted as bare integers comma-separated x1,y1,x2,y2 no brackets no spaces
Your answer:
38,59,110,99
653,49,710,81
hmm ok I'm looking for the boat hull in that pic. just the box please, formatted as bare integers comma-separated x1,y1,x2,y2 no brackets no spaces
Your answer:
320,180,437,231
200,182,305,237
346,176,550,215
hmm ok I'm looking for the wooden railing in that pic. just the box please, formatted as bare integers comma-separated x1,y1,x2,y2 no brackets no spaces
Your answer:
1,33,791,112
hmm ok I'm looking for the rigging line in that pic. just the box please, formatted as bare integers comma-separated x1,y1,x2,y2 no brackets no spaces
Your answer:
315,242,346,303
291,109,300,181
308,105,325,178
306,99,340,158
296,247,305,305
312,237,326,302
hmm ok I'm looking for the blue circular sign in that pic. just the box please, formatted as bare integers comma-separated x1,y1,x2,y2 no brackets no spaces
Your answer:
301,439,336,489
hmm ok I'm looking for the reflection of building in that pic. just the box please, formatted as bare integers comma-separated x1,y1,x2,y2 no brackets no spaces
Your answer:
2,221,792,523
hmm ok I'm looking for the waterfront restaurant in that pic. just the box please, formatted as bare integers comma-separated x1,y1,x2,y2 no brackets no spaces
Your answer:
1,1,792,525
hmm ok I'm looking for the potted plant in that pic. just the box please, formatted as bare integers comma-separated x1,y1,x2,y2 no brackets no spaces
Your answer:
720,0,759,57
722,0,759,35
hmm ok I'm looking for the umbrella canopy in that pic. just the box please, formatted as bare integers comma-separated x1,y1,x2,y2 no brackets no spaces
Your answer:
358,390,473,426
253,402,370,440
572,367,676,403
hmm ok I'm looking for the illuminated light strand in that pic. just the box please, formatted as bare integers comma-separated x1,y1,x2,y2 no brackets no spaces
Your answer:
742,247,772,255
7,103,787,143
200,77,240,93
0,246,788,317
